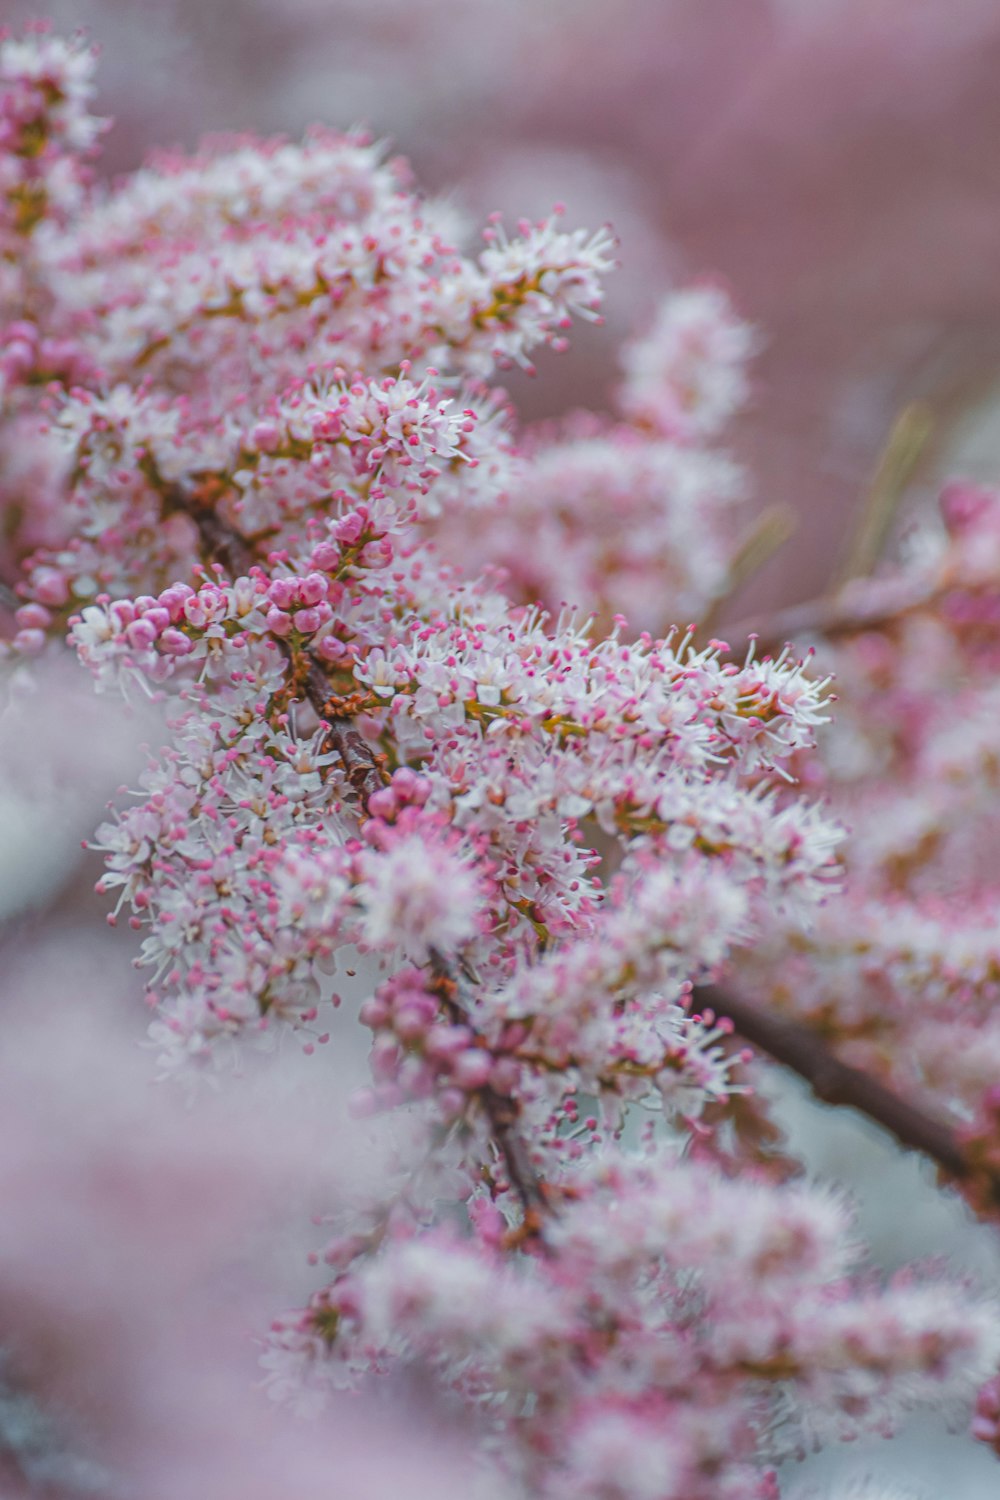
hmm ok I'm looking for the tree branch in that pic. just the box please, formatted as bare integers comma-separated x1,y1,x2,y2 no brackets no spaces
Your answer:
185,499,256,578
176,490,390,809
429,950,551,1227
301,658,389,809
695,983,997,1201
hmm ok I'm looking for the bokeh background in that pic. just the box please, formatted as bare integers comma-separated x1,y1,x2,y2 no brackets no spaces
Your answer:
12,0,1000,616
6,1,1000,1494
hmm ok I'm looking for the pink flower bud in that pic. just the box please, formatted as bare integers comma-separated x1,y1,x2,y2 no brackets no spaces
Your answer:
250,420,282,453
358,996,390,1029
489,1058,520,1094
157,585,193,619
334,511,366,544
265,607,292,637
267,577,298,609
370,1035,402,1082
111,599,137,628
142,606,171,633
424,1024,472,1060
393,1004,432,1042
31,567,70,607
358,538,392,569
315,634,348,662
160,629,195,656
125,618,158,650
367,788,398,819
2,338,35,377
438,1087,467,1119
13,628,45,655
451,1050,492,1090
299,572,328,606
15,603,52,630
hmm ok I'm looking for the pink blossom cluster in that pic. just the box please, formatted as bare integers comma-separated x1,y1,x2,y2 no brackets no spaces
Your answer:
2,27,1000,1500
0,24,104,262
10,0,1000,621
430,282,756,633
267,1150,1000,1499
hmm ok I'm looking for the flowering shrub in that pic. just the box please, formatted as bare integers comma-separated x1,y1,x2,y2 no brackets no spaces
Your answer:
3,25,1000,1500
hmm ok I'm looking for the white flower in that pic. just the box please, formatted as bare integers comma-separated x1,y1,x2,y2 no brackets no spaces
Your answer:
359,833,481,960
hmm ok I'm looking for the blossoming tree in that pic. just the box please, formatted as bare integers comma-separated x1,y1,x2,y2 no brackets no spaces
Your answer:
3,26,1000,1500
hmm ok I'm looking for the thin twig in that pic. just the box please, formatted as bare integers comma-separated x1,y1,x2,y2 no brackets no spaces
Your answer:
696,983,992,1198
834,403,934,589
700,505,798,637
301,658,389,809
429,949,551,1226
182,490,547,1221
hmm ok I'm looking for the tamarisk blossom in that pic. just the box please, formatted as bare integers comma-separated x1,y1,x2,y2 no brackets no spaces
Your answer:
618,283,758,443
430,282,757,633
0,25,105,261
2,27,1000,1500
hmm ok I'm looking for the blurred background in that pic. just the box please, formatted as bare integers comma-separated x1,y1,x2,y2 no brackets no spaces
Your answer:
6,1,1000,1494
11,0,1000,617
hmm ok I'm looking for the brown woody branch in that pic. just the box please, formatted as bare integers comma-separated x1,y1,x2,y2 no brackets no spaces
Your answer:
695,984,997,1203
180,491,389,810
185,499,255,577
428,949,550,1226
300,657,389,810
182,489,549,1222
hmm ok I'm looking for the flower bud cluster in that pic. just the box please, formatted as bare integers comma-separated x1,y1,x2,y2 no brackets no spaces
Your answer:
618,284,757,443
233,368,483,530
360,970,494,1120
456,213,617,376
0,315,93,396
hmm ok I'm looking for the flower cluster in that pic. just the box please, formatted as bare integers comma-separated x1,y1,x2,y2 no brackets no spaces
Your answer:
430,284,757,633
0,24,104,259
267,1150,1000,1500
2,27,999,1500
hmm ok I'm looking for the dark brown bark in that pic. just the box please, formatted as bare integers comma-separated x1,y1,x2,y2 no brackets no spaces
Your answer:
696,983,989,1196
